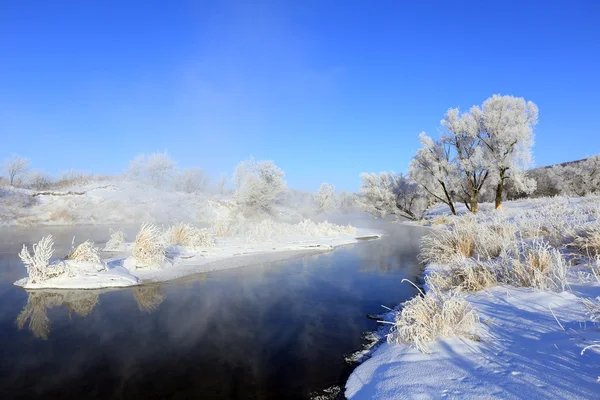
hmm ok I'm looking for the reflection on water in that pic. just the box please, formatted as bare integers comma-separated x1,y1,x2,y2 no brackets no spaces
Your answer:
0,223,426,400
16,286,168,338
17,290,100,339
132,285,166,312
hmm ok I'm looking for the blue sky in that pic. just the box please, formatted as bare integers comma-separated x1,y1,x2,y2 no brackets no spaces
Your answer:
1,1,599,191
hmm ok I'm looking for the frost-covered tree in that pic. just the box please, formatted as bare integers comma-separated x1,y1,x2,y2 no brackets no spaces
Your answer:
127,151,175,188
338,190,357,213
29,171,52,190
4,155,30,186
176,168,209,193
314,183,336,213
550,155,600,196
409,133,458,215
217,173,228,194
359,172,426,220
442,108,490,213
474,95,538,209
233,158,287,215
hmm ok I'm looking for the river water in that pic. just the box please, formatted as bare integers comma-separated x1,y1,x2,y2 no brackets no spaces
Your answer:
0,224,425,399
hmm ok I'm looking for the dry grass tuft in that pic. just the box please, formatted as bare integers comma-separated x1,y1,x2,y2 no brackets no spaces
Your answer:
66,239,101,264
420,222,476,264
165,222,214,248
428,260,497,293
49,208,75,223
573,223,600,256
388,281,479,354
133,223,166,267
499,239,569,291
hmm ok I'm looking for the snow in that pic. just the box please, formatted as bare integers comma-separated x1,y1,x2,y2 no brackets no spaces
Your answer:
346,195,600,399
347,286,600,399
14,228,382,290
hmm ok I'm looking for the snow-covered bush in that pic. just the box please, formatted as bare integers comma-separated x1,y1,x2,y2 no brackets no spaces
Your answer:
132,223,166,267
175,168,210,193
388,282,479,354
314,183,336,213
56,170,92,188
233,158,287,215
28,171,52,190
164,222,214,248
18,235,71,283
66,240,102,264
104,229,126,251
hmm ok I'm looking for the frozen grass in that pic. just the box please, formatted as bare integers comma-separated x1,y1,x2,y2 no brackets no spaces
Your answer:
18,235,72,283
132,222,166,267
573,221,600,256
428,259,497,293
420,218,516,264
164,222,214,248
499,239,569,291
104,229,126,251
387,281,479,354
65,239,102,264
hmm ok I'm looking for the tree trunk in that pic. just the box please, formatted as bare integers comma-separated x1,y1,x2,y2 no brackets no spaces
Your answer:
495,181,503,209
470,195,478,213
495,169,507,209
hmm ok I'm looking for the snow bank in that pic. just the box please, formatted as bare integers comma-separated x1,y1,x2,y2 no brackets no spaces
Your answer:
14,220,381,290
346,195,600,399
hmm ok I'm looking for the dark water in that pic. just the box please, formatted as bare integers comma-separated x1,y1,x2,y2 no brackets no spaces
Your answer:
0,224,425,400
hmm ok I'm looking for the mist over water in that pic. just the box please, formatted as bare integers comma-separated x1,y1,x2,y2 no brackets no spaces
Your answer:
0,223,425,399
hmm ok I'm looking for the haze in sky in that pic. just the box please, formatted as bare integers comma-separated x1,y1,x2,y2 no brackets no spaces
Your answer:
1,0,599,191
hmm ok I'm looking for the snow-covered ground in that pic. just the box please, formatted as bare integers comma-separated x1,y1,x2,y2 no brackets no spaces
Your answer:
346,195,600,399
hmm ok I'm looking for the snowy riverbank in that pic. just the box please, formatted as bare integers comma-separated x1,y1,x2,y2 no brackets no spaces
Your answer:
14,220,381,290
346,195,600,399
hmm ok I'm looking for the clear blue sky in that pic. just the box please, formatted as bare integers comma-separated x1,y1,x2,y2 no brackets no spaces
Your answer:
1,1,599,191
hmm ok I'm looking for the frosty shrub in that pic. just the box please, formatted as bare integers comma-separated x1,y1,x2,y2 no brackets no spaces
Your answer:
164,222,214,248
233,158,287,215
499,239,569,291
19,235,71,283
133,223,166,267
66,240,102,264
104,229,126,251
127,151,175,188
29,171,52,190
428,259,497,293
388,282,479,354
